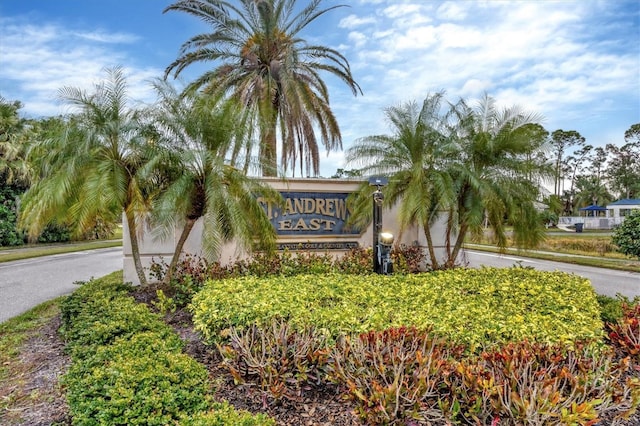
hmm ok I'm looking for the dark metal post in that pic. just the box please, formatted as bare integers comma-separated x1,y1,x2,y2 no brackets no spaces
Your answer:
373,187,383,273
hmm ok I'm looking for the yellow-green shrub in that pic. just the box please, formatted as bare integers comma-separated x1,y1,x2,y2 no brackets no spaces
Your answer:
191,267,603,349
181,402,276,426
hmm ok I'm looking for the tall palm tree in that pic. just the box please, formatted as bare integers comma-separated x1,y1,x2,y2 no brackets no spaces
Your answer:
144,80,280,284
164,0,362,177
446,94,549,265
19,67,151,285
345,93,456,269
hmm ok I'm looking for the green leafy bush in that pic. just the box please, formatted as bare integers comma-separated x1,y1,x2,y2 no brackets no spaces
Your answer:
597,294,625,324
0,188,24,246
149,246,423,306
192,268,604,349
64,348,210,425
59,273,131,333
612,210,640,259
64,296,174,359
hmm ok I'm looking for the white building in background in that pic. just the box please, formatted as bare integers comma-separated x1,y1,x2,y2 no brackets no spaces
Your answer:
607,198,640,219
559,198,640,230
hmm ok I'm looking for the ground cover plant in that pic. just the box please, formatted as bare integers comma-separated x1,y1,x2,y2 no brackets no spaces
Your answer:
191,268,604,348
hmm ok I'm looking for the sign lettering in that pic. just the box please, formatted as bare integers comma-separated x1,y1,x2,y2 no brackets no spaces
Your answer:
257,192,360,236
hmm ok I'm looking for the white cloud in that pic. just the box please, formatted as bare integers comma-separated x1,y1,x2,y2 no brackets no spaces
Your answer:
436,2,467,20
339,14,377,29
73,30,140,44
347,31,368,49
0,18,161,117
381,3,424,19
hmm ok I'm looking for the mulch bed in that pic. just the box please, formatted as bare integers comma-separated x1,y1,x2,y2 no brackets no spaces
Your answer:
167,309,362,426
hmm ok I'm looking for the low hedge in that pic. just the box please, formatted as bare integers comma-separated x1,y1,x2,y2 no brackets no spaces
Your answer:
191,267,604,349
61,273,273,426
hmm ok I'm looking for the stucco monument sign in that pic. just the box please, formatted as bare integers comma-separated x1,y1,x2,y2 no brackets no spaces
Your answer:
123,178,443,284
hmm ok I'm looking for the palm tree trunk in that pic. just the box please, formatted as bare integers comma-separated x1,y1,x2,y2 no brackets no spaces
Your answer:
261,106,279,177
423,221,440,270
162,217,197,286
126,210,147,286
447,222,469,268
445,210,454,261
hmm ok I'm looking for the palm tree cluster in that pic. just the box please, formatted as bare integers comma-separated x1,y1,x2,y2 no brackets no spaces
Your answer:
18,67,281,286
16,0,360,284
346,93,552,269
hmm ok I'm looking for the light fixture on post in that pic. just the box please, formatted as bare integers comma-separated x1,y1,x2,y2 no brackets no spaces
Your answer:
378,232,394,274
368,176,389,274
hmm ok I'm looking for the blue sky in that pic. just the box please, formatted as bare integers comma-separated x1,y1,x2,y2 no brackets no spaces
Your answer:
1,0,639,177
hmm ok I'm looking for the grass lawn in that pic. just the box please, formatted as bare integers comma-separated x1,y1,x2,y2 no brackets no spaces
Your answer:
467,228,640,273
0,239,122,263
0,225,123,263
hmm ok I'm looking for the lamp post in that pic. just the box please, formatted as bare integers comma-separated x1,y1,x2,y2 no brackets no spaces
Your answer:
369,177,392,274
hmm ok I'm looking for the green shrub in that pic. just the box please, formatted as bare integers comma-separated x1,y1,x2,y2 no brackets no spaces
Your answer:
597,295,625,324
59,273,131,333
61,272,273,426
612,210,640,259
64,349,210,425
191,268,604,349
64,296,173,359
182,402,275,426
149,246,421,307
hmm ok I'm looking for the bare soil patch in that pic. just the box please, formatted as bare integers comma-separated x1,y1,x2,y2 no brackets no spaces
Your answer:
0,315,71,426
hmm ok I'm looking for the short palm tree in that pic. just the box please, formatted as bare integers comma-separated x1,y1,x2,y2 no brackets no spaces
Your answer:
345,93,456,269
446,94,549,265
19,67,151,285
164,0,362,177
144,80,280,284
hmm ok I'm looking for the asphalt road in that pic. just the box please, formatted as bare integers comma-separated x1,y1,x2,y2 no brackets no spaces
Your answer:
463,249,640,299
0,247,122,323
